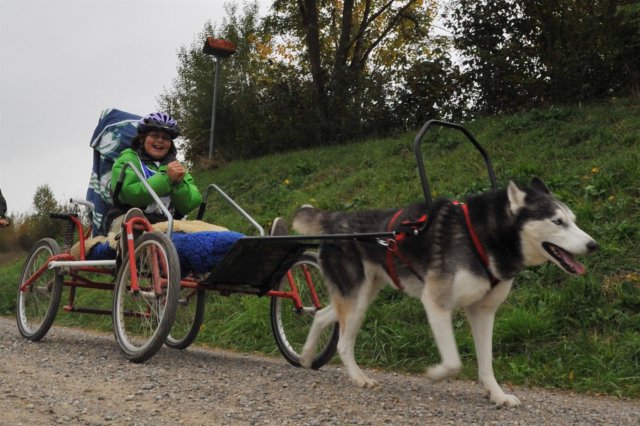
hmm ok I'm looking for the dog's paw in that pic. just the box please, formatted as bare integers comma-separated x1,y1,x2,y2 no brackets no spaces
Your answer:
352,375,379,388
425,363,462,383
491,393,521,408
299,353,313,369
300,359,312,369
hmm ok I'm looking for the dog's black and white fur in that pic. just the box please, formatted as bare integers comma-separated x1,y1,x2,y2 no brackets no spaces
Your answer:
293,178,597,407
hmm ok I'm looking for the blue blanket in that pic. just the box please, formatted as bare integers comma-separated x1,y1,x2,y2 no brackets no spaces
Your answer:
87,231,245,275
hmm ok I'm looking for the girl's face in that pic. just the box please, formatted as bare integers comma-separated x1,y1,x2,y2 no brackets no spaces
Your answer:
143,131,173,160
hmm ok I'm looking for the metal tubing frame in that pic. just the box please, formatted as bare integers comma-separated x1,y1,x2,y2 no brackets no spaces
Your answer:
70,198,94,212
49,213,91,259
49,260,116,269
63,307,112,315
20,253,75,292
55,268,116,313
199,183,266,236
111,161,173,292
413,119,497,211
240,232,393,242
265,263,322,311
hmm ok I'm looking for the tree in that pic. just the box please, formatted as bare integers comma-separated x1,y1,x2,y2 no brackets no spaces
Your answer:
32,185,58,218
393,46,468,127
447,0,640,115
17,185,62,251
525,0,639,102
615,2,640,96
161,0,461,162
267,0,439,141
446,0,544,115
160,2,314,163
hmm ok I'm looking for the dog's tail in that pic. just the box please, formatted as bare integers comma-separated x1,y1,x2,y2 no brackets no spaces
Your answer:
292,205,326,235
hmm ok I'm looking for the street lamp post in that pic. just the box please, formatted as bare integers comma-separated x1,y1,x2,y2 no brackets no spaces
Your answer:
203,37,237,160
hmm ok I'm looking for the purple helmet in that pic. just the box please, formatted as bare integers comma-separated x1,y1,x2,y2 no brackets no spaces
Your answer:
137,112,180,139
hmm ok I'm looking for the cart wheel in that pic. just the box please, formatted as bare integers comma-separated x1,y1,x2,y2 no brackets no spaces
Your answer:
112,232,180,363
270,252,338,369
16,238,64,341
165,286,206,350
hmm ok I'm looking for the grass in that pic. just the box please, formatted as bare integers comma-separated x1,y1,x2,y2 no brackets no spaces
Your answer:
1,97,639,398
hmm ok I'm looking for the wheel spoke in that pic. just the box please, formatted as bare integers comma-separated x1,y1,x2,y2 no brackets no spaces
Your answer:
112,232,180,362
270,252,338,369
16,238,63,341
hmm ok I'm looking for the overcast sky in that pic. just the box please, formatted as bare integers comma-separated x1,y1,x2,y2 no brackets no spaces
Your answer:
1,0,268,216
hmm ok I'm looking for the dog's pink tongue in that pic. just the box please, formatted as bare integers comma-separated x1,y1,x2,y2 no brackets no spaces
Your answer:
561,251,586,275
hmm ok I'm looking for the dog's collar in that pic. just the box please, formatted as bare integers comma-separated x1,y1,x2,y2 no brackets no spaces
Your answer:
454,201,500,286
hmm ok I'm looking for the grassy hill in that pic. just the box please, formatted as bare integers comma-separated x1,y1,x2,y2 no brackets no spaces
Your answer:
1,97,638,398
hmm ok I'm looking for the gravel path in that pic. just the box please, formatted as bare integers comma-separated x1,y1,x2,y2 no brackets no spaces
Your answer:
0,316,637,425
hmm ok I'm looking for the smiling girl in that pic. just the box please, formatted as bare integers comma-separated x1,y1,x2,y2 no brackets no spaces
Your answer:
108,112,202,234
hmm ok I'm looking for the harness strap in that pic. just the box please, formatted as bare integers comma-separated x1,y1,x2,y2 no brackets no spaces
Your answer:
384,210,425,291
454,201,500,286
383,201,500,290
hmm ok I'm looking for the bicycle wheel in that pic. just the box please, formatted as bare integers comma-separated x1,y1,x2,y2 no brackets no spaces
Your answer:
112,232,180,363
270,252,338,369
165,286,205,350
16,238,63,341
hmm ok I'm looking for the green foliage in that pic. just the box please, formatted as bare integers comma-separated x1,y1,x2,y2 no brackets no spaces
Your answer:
0,186,72,255
161,1,460,162
190,97,640,398
32,184,58,217
0,216,20,253
394,49,469,126
447,0,640,114
1,98,639,398
196,293,276,354
269,0,441,141
20,185,66,250
0,260,21,315
162,0,640,163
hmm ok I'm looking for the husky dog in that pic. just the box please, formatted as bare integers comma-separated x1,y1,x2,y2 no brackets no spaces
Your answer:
293,178,597,407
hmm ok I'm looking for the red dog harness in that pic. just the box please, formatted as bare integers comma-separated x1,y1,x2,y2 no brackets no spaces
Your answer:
383,210,427,291
383,202,499,290
454,201,500,286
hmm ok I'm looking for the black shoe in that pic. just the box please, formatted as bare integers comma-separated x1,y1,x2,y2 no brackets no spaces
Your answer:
269,217,289,236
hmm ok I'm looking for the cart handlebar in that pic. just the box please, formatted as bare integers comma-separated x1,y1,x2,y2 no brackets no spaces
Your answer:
198,184,265,236
50,212,78,221
413,120,497,211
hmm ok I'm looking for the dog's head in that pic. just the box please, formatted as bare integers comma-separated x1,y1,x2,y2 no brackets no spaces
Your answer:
508,178,597,275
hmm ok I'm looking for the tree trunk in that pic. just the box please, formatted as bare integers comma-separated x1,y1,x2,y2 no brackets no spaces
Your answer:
298,0,325,103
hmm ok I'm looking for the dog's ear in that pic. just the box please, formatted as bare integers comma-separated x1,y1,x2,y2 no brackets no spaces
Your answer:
507,181,527,214
529,177,551,194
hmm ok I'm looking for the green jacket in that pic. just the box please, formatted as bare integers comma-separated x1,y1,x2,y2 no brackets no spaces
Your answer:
111,148,202,218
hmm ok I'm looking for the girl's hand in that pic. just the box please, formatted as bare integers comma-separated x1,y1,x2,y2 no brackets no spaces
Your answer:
167,161,186,184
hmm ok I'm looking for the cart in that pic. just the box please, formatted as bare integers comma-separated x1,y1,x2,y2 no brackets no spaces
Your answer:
15,118,497,367
15,172,342,366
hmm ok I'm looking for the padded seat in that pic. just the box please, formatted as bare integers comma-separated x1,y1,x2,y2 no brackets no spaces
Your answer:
86,231,245,275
